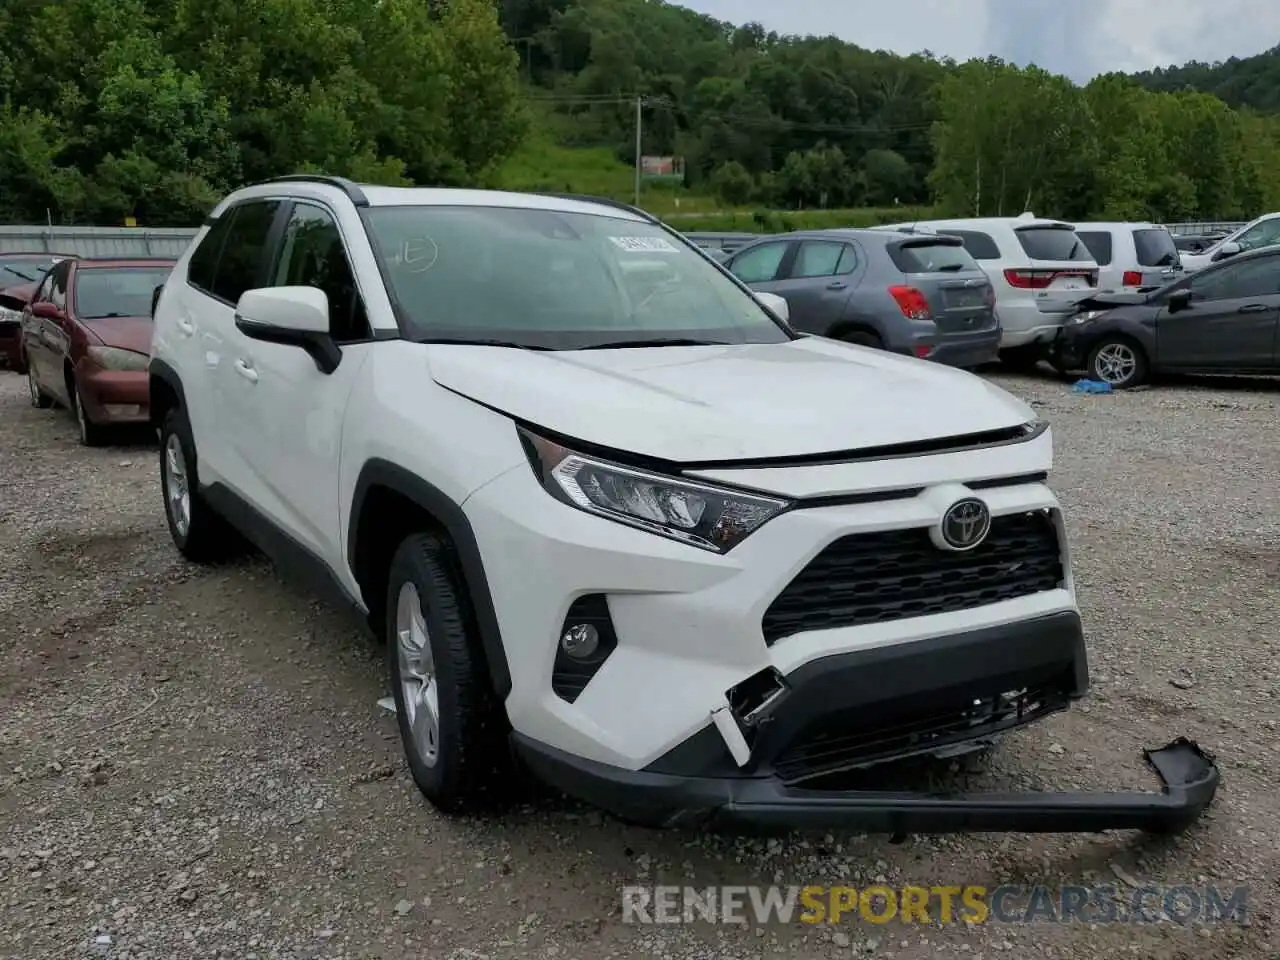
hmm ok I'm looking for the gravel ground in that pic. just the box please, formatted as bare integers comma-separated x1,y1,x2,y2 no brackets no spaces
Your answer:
1,368,1278,960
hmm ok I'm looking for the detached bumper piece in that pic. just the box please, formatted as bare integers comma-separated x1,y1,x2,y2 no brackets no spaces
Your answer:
514,736,1220,836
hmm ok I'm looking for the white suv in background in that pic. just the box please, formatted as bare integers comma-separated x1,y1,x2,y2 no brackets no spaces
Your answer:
147,176,1218,834
1178,211,1280,273
1071,222,1183,293
879,215,1099,368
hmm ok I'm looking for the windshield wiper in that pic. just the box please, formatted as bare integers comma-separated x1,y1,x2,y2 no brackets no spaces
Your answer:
417,337,552,350
2,268,38,283
577,337,737,350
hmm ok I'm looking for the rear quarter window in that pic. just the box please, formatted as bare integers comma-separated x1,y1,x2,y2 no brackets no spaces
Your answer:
1015,227,1093,262
888,241,979,274
936,230,1002,260
1132,228,1180,267
1076,231,1113,265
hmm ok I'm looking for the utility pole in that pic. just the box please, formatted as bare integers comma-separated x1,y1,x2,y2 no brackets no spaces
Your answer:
633,95,643,207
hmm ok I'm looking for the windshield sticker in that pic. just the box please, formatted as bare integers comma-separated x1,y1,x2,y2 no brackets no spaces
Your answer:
608,236,680,254
390,237,439,273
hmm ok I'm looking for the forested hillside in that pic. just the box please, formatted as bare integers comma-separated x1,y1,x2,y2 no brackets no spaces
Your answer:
1130,45,1280,113
2,0,1280,227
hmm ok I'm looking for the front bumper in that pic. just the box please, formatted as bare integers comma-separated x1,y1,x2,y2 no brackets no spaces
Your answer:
1047,324,1092,370
76,367,149,423
512,613,1221,834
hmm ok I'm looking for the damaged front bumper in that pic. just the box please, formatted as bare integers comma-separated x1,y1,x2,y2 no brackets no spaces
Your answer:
513,611,1222,835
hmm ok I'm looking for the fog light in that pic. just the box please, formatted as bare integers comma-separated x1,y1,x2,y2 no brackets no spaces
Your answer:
560,623,599,659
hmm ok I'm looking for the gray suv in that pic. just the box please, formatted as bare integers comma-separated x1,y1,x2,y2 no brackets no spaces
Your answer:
722,229,1000,367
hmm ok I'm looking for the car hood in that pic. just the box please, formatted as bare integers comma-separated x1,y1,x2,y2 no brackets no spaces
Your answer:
1076,292,1150,311
83,316,153,353
427,336,1037,463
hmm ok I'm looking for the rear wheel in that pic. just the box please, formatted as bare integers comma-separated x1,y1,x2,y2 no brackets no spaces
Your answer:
158,407,245,562
386,533,510,814
27,366,53,409
1087,337,1148,389
838,329,883,349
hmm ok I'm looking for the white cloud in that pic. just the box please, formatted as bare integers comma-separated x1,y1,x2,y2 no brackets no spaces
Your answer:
672,0,1280,82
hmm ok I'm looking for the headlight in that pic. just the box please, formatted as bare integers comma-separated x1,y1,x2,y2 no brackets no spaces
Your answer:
0,306,23,323
518,428,790,553
1072,310,1103,325
87,346,149,371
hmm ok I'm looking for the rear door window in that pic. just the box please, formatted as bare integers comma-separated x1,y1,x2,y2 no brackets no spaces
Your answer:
1076,231,1113,266
888,241,978,274
1015,226,1093,262
209,200,283,304
791,241,855,278
1132,228,1179,267
936,229,1002,260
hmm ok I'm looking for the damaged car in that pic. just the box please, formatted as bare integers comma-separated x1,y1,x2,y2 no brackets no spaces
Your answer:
148,177,1220,835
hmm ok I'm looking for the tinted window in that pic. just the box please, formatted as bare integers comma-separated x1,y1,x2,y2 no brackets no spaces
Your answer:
888,240,978,274
1189,256,1280,301
792,241,854,278
272,203,369,342
1234,218,1280,252
74,266,174,319
729,242,789,283
1015,227,1093,262
187,216,234,292
1076,231,1113,266
936,229,1002,260
210,200,282,304
1133,229,1178,268
363,205,791,348
0,256,58,287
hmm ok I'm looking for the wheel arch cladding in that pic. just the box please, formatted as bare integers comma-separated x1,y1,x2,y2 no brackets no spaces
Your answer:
148,358,186,430
348,458,513,700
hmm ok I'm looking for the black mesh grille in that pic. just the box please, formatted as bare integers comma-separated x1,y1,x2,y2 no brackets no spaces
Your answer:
762,510,1063,645
773,679,1071,783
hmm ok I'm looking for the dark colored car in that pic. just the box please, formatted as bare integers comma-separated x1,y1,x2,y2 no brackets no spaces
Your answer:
22,256,175,445
1049,245,1280,388
721,228,1000,367
0,252,73,369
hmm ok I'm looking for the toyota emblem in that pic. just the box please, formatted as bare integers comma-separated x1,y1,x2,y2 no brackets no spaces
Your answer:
938,498,991,551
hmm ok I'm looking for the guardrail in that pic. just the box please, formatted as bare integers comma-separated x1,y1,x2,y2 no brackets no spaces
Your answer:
0,226,200,258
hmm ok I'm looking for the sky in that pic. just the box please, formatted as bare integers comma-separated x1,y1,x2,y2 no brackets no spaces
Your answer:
673,0,1280,83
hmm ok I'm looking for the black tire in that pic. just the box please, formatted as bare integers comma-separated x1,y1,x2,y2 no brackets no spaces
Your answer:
998,345,1044,372
158,407,244,562
70,379,108,447
839,329,883,349
27,366,53,409
385,533,510,814
1086,336,1148,389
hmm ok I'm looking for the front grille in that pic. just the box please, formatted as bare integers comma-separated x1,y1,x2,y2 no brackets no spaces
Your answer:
773,680,1071,783
762,510,1063,645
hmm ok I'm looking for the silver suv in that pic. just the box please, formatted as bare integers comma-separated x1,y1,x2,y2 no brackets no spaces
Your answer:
722,229,1000,368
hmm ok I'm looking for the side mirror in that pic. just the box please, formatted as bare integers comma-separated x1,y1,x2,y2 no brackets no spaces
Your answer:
1211,241,1241,262
234,286,340,374
754,290,789,323
30,301,61,320
1166,288,1193,313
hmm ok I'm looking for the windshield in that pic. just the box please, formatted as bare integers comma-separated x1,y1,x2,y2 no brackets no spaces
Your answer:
1014,226,1094,263
74,266,173,319
362,205,792,349
0,257,58,287
888,240,979,274
1133,228,1180,267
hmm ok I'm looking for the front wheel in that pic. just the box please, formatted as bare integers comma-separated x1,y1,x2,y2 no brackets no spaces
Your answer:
28,366,53,409
158,407,245,562
838,329,883,350
386,533,510,814
1087,337,1148,389
70,379,108,446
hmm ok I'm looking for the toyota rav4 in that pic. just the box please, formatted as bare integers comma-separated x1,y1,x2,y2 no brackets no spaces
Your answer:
148,176,1218,834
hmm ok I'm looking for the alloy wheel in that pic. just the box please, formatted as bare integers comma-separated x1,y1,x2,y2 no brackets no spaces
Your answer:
1093,342,1137,385
163,433,192,537
395,582,440,768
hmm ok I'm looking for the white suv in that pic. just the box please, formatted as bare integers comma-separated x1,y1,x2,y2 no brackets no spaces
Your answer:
148,176,1217,833
878,215,1099,368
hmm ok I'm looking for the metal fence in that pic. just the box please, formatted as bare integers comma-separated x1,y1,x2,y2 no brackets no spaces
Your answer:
0,226,199,258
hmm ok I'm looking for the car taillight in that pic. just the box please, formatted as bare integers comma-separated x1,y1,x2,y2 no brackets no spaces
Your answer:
1122,270,1142,287
888,285,931,321
1003,268,1098,289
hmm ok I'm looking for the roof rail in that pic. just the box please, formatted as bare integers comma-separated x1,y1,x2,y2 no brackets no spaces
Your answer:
258,174,369,207
536,193,660,223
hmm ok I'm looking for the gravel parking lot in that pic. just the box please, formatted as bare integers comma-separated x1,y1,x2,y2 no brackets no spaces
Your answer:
1,368,1278,960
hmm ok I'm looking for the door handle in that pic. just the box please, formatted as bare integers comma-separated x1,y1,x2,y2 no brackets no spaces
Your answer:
1237,303,1270,313
826,281,847,291
233,358,258,383
176,317,195,335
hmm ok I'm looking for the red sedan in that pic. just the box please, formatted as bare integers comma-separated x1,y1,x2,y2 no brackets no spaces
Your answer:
22,256,175,445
